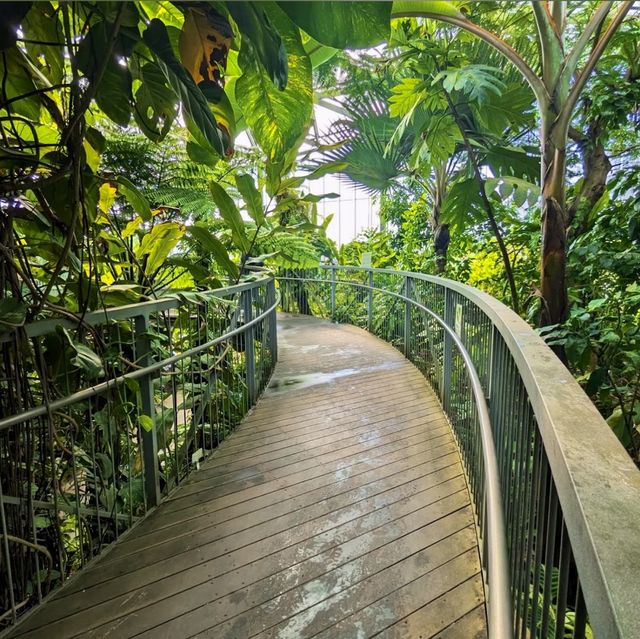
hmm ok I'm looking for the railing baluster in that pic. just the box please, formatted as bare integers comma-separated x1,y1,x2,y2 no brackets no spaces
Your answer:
268,279,278,365
441,287,454,409
404,275,412,357
367,269,374,332
243,289,257,406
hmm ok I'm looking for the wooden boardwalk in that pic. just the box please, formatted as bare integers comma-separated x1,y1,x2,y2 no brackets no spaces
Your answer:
8,314,486,639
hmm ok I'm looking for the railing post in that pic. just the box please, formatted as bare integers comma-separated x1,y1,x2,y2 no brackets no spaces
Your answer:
330,267,336,321
267,278,278,365
134,314,161,508
403,276,412,357
441,288,454,408
243,289,257,405
367,270,373,332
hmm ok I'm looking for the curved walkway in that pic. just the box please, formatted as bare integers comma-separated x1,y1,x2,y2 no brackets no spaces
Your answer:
8,314,486,639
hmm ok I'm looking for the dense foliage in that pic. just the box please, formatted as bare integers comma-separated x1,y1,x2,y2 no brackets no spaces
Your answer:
0,0,638,627
324,3,639,459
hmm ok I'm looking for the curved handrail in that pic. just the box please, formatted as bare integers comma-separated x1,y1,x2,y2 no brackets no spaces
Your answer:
278,266,640,639
0,275,280,629
0,280,280,432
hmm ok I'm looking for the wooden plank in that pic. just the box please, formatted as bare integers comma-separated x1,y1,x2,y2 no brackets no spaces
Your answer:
170,408,445,491
71,492,472,639
372,576,486,639
8,315,485,639
191,399,443,472
167,421,450,505
76,444,460,572
158,424,451,513
52,453,462,597
208,389,440,456
198,533,480,639
433,605,488,639
239,370,428,422
18,475,466,636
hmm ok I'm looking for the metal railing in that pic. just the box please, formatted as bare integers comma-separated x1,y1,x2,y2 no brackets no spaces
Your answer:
277,266,640,639
0,277,278,630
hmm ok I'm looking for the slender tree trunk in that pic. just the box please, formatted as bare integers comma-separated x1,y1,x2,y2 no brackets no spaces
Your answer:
567,119,611,238
539,113,569,326
429,168,449,274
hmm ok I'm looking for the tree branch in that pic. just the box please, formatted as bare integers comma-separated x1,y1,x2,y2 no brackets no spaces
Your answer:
559,1,613,88
531,1,564,90
558,1,633,135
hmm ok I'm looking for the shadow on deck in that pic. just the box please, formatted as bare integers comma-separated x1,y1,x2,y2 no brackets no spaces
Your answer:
8,314,486,639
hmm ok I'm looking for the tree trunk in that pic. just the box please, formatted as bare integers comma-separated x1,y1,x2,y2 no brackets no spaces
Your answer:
539,117,569,327
433,223,450,274
567,119,611,238
429,172,449,274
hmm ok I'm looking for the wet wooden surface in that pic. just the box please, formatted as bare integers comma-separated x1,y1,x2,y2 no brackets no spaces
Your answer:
9,314,486,639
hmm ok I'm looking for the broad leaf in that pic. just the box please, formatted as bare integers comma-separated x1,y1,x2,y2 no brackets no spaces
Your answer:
484,145,540,181
22,2,63,84
300,193,339,202
235,174,265,225
485,176,539,207
209,181,250,252
136,222,185,275
235,4,312,163
133,62,178,142
58,327,105,379
435,64,506,104
278,1,391,49
143,19,224,156
0,47,41,120
390,1,466,19
186,140,219,167
188,225,239,278
441,178,485,230
305,162,348,180
139,415,154,433
77,21,133,126
179,6,232,84
116,177,152,221
227,2,288,90
300,31,338,68
198,81,235,155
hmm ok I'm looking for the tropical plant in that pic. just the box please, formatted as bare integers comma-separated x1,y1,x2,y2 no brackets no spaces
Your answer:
390,1,635,325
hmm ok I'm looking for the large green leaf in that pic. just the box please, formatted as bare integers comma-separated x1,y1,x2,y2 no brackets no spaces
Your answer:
0,47,41,120
209,181,250,252
143,19,224,156
58,327,105,379
22,2,63,84
136,222,185,275
441,178,485,230
77,21,133,126
278,2,391,49
390,1,466,20
236,4,312,163
198,80,235,155
115,177,152,221
227,2,288,90
187,225,239,278
133,62,178,142
484,145,540,181
300,31,338,69
235,174,265,226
